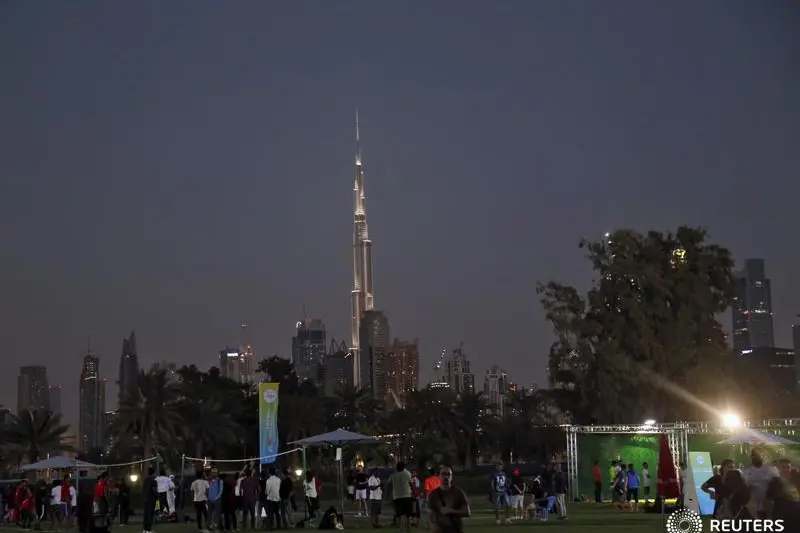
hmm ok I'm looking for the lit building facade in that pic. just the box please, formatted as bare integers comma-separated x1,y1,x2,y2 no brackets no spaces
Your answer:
359,310,390,399
484,365,509,417
48,385,62,416
79,352,106,451
385,338,420,407
445,346,475,396
292,318,327,383
322,339,353,397
118,331,139,406
732,259,775,354
17,365,50,413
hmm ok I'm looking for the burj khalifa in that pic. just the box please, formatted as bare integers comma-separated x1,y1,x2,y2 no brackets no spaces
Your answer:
350,111,374,389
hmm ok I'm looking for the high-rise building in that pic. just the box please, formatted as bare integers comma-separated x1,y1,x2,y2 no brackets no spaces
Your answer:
385,338,420,408
732,259,775,354
350,112,375,389
79,350,106,451
239,322,255,383
292,318,327,383
118,331,139,406
484,365,509,417
17,365,49,413
445,346,475,396
219,348,247,382
359,310,390,399
794,319,800,392
322,339,353,397
48,385,62,416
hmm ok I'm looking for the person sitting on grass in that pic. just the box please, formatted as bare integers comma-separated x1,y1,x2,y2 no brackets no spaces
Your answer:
525,476,550,521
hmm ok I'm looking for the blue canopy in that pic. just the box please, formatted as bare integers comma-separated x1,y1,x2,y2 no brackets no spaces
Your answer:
21,456,97,471
717,429,797,446
289,428,380,447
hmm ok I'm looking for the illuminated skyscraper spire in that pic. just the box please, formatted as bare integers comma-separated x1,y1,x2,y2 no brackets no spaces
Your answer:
351,109,374,388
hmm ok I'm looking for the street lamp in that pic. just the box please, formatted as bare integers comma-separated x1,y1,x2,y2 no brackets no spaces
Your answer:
129,473,139,483
643,419,656,426
294,468,303,478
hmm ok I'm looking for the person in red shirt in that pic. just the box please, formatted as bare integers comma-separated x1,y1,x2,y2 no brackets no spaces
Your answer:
94,471,109,515
592,460,603,503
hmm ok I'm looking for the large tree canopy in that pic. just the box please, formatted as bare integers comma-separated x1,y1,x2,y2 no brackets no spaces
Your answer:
538,226,743,424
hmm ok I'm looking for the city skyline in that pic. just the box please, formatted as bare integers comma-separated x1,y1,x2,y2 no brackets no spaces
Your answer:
2,2,798,427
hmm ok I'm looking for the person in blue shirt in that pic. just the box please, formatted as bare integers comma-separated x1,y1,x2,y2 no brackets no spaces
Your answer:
490,463,511,524
625,463,639,511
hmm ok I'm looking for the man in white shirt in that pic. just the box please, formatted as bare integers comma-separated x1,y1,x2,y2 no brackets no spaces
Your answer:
156,470,172,517
264,467,283,529
742,448,780,517
190,471,210,532
641,462,651,503
367,469,383,528
49,481,62,527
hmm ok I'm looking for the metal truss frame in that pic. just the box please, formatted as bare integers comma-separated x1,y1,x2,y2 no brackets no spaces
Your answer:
564,419,800,501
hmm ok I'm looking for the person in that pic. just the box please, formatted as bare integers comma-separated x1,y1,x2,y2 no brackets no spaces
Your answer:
426,466,470,533
509,468,526,519
303,471,319,520
527,475,549,520
94,471,110,516
346,471,356,504
766,458,800,529
410,470,423,526
166,475,177,517
720,469,754,520
386,462,414,533
592,460,602,503
208,470,224,529
50,480,63,527
490,462,510,525
702,459,734,517
116,478,131,526
641,462,651,503
625,463,639,512
742,448,779,518
75,485,94,533
155,469,171,519
191,471,210,532
221,474,238,531
552,463,567,519
240,469,259,530
612,463,627,510
142,467,158,533
278,469,294,528
367,467,382,528
264,467,282,529
354,467,369,518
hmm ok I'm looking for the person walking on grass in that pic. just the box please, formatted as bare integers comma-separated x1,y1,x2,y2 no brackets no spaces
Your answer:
552,463,568,519
490,462,511,525
386,462,414,533
427,467,470,533
626,464,640,512
190,470,210,533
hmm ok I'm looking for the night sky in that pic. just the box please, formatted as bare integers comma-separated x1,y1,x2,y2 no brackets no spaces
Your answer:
2,1,798,427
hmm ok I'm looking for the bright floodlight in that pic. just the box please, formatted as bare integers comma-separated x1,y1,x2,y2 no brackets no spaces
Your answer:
129,473,139,483
722,412,741,428
643,419,656,426
294,468,303,477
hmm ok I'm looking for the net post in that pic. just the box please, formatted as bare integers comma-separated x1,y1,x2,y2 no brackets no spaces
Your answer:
302,446,308,528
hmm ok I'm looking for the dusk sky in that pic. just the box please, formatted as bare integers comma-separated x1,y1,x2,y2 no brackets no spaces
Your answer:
1,1,798,427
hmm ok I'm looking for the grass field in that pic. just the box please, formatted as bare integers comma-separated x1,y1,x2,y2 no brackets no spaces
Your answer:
0,503,669,533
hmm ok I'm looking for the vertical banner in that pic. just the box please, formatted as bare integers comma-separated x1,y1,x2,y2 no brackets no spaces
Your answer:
259,382,280,464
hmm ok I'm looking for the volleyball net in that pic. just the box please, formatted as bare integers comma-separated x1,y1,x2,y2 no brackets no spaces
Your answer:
180,448,305,475
94,456,161,482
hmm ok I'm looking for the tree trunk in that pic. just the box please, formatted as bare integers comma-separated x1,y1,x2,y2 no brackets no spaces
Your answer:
463,439,474,470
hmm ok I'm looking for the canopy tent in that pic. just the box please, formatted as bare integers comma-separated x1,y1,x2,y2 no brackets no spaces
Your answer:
717,429,797,446
20,456,97,471
290,429,384,515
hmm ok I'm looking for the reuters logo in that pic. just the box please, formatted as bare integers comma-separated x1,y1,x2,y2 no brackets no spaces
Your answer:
666,509,703,533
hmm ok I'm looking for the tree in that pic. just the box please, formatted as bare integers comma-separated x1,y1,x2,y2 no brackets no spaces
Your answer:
115,365,182,458
5,409,71,464
538,227,736,424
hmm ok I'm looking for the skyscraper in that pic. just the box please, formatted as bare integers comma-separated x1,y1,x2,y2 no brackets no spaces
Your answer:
731,259,775,354
385,339,420,408
359,310,390,399
17,365,49,413
79,349,105,451
118,331,139,406
48,385,62,416
350,112,375,389
445,346,475,396
292,318,327,383
484,365,509,417
322,339,353,397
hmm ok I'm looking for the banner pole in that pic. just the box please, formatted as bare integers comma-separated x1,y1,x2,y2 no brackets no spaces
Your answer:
302,446,308,528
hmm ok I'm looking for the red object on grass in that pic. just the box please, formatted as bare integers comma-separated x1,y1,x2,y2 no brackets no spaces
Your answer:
657,433,681,498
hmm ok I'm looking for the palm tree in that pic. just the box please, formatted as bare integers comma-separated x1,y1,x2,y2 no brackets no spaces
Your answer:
5,409,71,464
115,366,182,458
451,391,489,469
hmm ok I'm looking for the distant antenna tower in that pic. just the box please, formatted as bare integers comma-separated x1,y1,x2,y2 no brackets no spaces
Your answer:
433,348,446,373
